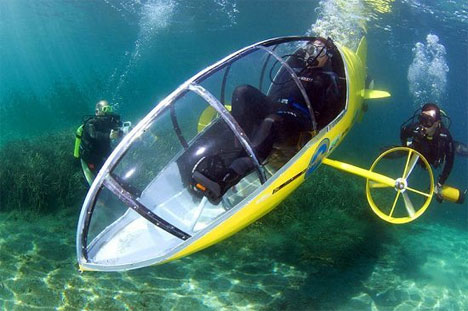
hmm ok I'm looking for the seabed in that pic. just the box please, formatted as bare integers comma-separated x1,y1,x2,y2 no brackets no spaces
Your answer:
0,166,466,310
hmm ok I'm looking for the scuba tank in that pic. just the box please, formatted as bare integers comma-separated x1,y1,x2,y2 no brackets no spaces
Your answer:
74,115,94,158
74,125,84,158
440,185,466,204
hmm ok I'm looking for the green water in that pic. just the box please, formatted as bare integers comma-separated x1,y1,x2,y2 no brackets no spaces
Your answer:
0,0,467,310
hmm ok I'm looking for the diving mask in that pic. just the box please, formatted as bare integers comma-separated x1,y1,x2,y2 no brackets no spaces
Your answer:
304,43,327,67
310,44,327,58
102,105,113,113
95,100,113,115
418,114,436,128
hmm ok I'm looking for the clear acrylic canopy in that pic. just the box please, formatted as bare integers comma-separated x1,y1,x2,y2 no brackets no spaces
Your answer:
76,37,346,271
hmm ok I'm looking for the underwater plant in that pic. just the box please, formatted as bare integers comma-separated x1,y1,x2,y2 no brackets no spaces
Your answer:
0,131,87,213
218,165,386,271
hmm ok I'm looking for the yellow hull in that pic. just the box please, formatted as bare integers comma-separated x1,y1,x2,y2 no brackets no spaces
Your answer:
165,40,369,263
77,36,392,271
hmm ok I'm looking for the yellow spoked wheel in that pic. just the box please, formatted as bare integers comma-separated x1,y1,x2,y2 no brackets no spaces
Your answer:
366,147,434,224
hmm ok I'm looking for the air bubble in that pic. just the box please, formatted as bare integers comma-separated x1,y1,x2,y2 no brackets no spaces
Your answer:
407,34,449,109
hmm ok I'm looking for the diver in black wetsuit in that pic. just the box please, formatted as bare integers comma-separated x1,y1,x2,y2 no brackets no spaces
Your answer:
400,103,456,201
79,100,122,174
192,38,341,203
267,37,341,130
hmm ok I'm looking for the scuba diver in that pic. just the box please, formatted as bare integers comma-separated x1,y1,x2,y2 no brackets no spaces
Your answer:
192,38,342,204
74,100,128,185
400,103,467,203
267,37,341,129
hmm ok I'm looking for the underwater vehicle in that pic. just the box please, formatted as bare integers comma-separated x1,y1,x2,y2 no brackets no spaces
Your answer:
76,36,399,272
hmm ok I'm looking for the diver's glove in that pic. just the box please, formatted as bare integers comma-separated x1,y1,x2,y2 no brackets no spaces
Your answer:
434,182,443,203
109,129,120,139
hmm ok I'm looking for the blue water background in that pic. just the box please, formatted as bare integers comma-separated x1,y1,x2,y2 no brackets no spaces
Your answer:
1,1,466,172
0,0,317,141
0,0,467,309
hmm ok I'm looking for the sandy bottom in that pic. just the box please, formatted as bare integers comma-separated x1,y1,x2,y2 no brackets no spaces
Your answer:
0,204,466,310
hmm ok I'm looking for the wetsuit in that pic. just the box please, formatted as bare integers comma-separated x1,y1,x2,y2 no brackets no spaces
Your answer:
80,113,121,173
400,122,454,185
192,52,341,203
231,85,312,161
268,63,340,130
230,61,340,166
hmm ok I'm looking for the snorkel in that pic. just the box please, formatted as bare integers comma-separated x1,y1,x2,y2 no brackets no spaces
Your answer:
304,45,326,67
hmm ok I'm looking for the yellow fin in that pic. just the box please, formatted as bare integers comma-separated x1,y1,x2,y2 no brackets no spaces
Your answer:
197,104,231,132
361,89,391,99
356,37,367,66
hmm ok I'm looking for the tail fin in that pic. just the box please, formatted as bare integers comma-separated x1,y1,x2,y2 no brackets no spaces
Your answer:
361,89,391,99
356,37,367,67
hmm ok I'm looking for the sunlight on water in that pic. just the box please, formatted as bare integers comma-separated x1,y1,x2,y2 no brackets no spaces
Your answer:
308,0,367,50
106,0,176,100
105,0,239,102
363,0,395,32
139,0,176,36
103,0,141,16
0,1,467,310
364,0,395,14
407,34,449,109
402,0,468,25
214,0,239,26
